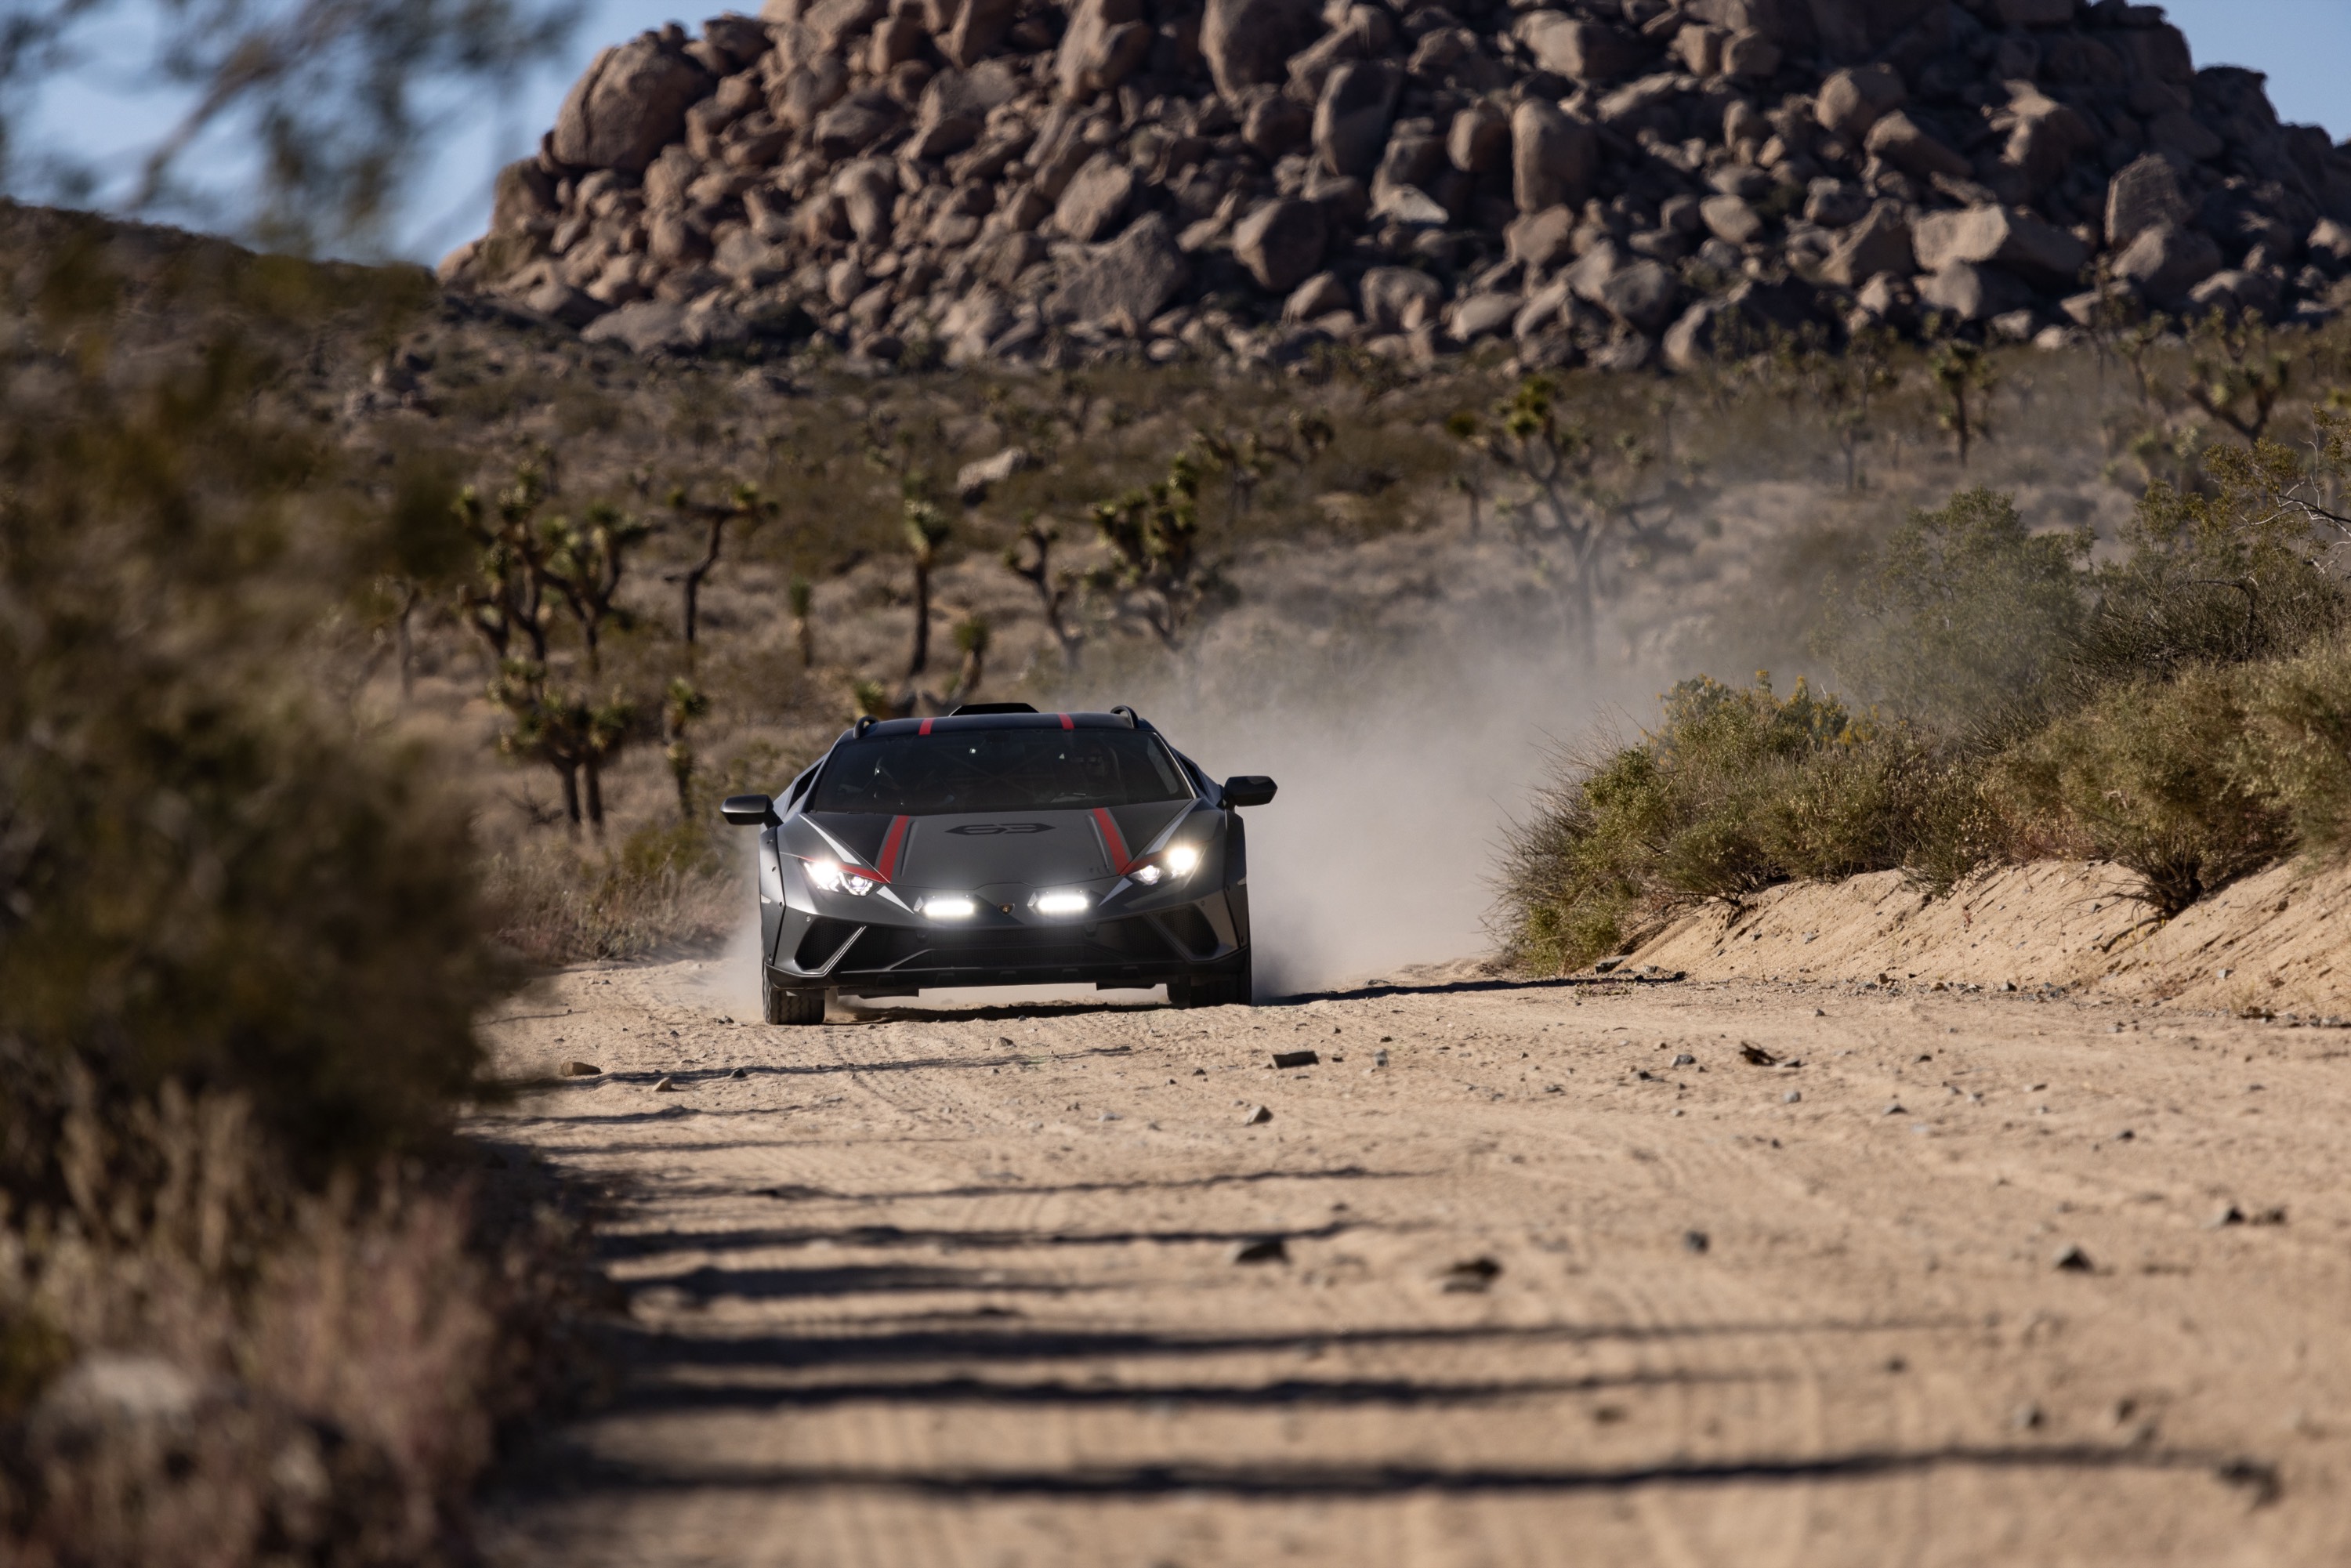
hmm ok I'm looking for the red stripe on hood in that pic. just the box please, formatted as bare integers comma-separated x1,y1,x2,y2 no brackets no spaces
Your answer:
1059,712,1074,730
918,717,933,735
876,815,911,880
1091,807,1132,873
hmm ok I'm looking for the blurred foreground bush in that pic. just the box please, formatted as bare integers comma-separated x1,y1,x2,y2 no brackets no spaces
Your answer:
0,217,585,1564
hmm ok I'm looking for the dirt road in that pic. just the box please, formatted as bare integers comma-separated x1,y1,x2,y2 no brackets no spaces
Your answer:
474,959,2351,1566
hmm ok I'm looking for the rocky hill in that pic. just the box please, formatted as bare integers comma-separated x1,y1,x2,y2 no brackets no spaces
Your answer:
440,0,2351,371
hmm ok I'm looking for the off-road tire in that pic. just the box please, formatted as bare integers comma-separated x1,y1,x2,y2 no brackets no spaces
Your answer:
763,975,828,1025
1170,951,1252,1009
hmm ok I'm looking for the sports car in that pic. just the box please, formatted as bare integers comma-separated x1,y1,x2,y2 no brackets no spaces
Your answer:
720,704,1277,1023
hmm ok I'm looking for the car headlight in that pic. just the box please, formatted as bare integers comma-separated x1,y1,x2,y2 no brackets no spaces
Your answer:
1031,889,1091,916
1128,842,1202,885
802,858,878,896
921,895,978,920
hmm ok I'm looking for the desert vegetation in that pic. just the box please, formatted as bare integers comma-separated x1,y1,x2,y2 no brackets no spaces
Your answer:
1498,411,2351,973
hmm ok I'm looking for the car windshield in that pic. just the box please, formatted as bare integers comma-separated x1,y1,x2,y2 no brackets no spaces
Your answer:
810,728,1194,816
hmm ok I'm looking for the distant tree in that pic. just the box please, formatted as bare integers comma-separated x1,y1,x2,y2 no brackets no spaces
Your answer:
1927,331,1998,468
902,497,952,683
540,501,649,676
661,676,710,819
452,462,556,664
1004,513,1085,670
2183,308,2294,445
788,574,817,668
664,480,773,660
1089,451,1212,650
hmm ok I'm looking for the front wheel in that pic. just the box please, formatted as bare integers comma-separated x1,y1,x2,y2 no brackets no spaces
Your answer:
763,973,828,1025
1170,951,1252,1009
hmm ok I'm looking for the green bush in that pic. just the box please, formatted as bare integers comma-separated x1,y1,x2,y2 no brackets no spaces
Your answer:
1998,667,2291,916
2230,632,2351,854
1498,676,1956,973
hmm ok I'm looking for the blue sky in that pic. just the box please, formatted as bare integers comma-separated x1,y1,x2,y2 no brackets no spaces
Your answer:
11,0,2351,262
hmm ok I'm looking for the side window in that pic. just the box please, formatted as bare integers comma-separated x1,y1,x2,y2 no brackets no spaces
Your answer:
784,762,820,811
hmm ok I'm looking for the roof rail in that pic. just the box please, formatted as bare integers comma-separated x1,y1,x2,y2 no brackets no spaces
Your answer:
854,715,876,737
948,702,1038,714
1110,704,1140,728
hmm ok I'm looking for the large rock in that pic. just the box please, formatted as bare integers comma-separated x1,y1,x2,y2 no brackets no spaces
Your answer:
1313,61,1402,179
2105,154,2190,248
810,91,903,158
2114,221,2224,306
1700,194,1763,247
582,299,703,353
1814,65,1904,139
1201,0,1324,100
1596,258,1677,332
911,61,1021,158
1912,205,2086,285
940,0,1018,67
1448,100,1510,173
1049,212,1191,329
1505,205,1578,270
1919,262,2033,323
1821,204,1914,287
1994,0,2073,24
551,33,712,172
1361,266,1448,332
1511,100,1597,215
1513,13,1646,82
804,0,888,50
1233,199,1328,292
2001,91,2097,195
1053,154,1136,241
1243,94,1311,159
1863,111,1970,182
1056,0,1152,101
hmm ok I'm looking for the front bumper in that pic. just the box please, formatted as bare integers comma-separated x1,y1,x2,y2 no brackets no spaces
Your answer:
765,885,1250,997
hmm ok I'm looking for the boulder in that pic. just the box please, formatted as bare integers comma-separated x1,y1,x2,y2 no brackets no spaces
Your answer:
1448,100,1510,174
1201,0,1324,100
1600,261,1677,333
1361,267,1448,332
1049,211,1192,329
2106,154,2190,249
1505,205,1578,270
2001,92,2097,195
1451,292,1520,340
551,34,712,172
804,0,889,51
1994,0,2073,24
1053,154,1137,241
1722,29,1780,78
1804,178,1870,228
1911,205,2086,286
834,159,899,242
1919,262,2032,323
1821,204,1914,287
1057,0,1152,100
2112,221,2223,306
2309,218,2351,271
1863,111,1970,182
1233,199,1328,292
1511,100,1597,215
581,299,702,353
940,0,1018,67
1513,13,1646,82
1313,61,1403,179
1284,270,1352,322
1700,194,1763,247
1243,94,1311,159
811,91,904,158
2188,268,2282,320
2147,110,2223,165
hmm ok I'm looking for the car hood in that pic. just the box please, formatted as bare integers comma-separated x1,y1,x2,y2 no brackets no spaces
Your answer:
795,802,1193,892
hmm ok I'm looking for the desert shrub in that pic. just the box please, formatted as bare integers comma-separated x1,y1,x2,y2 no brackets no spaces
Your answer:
1815,486,2091,744
1498,676,1954,972
484,820,741,966
1998,666,2291,916
2230,632,2351,854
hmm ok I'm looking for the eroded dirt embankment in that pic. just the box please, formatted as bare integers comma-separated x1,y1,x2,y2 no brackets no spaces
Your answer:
1623,857,2351,1017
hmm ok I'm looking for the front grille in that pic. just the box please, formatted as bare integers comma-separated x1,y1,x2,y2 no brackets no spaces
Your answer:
835,917,1179,973
1157,904,1218,957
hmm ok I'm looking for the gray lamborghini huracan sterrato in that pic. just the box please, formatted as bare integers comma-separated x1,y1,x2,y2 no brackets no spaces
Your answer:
719,704,1277,1024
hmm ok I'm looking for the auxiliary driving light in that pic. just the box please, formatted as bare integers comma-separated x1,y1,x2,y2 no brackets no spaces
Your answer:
922,895,979,920
1032,889,1091,915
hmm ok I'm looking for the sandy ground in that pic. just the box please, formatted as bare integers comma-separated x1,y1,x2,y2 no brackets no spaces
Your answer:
1628,858,2351,1019
472,947,2351,1568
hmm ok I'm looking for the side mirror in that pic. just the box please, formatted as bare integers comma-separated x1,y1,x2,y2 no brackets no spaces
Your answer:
719,793,777,827
1222,775,1277,808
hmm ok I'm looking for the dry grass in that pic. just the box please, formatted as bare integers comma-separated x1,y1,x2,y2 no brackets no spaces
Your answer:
0,1087,594,1566
483,825,742,968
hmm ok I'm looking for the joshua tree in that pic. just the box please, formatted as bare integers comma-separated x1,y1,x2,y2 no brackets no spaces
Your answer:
1820,323,1899,492
452,462,556,664
902,496,952,683
2183,307,2294,444
1089,451,1212,650
1447,376,1679,664
1927,328,1998,468
788,574,816,667
947,614,990,704
1005,513,1085,670
540,501,649,676
661,676,711,819
665,480,773,660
